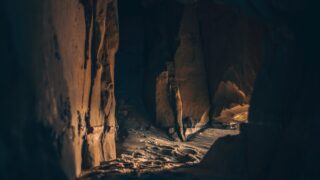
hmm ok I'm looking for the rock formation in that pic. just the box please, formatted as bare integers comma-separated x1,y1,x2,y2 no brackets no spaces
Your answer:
194,1,320,180
155,63,185,141
80,0,119,169
2,0,318,179
114,0,263,140
174,5,210,132
151,4,211,140
1,0,119,178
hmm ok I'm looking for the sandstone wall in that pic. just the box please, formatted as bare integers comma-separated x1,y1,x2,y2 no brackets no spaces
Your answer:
1,0,119,178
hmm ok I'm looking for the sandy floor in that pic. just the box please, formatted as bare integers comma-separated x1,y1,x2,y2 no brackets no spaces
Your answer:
81,126,239,178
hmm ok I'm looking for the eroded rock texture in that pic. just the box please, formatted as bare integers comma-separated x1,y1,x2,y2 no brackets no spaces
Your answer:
142,2,211,138
43,0,119,176
1,0,119,178
155,63,185,141
174,5,210,129
3,0,317,179
80,0,119,169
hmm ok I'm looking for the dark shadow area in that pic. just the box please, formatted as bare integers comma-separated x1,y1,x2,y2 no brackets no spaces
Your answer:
0,1,68,179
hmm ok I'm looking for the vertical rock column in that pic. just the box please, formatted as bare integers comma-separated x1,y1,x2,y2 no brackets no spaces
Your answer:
81,0,119,169
174,5,210,131
152,3,210,139
101,0,119,161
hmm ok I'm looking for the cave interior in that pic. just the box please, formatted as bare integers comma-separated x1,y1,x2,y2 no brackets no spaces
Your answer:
1,0,319,180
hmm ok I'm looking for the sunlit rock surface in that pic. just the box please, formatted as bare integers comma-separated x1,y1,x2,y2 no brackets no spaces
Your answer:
215,105,249,124
2,0,119,177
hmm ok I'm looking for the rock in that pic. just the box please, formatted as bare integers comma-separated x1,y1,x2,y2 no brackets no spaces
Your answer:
82,127,104,169
174,5,210,129
156,71,175,128
214,104,249,124
80,0,119,168
151,4,211,139
212,81,247,117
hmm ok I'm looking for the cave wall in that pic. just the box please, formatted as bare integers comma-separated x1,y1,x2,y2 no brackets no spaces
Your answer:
197,0,320,179
143,0,184,124
198,0,265,119
153,3,211,130
139,0,263,129
174,5,210,126
0,1,68,178
1,0,119,178
245,1,319,179
2,0,318,179
113,0,264,133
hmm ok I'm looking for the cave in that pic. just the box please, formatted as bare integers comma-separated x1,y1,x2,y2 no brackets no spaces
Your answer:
1,0,319,180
